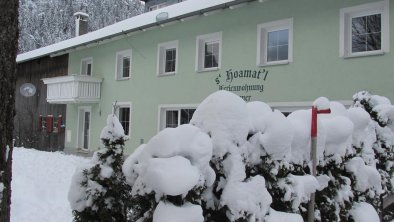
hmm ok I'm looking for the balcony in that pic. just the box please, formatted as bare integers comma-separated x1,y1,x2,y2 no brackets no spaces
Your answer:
42,75,103,104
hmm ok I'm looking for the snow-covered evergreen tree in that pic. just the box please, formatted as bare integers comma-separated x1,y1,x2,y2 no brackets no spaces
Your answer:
68,114,131,222
18,0,143,53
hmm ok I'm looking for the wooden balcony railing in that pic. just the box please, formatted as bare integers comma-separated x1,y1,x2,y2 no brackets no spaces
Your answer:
42,75,103,104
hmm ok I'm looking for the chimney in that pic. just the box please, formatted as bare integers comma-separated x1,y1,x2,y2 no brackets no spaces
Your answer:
73,12,89,37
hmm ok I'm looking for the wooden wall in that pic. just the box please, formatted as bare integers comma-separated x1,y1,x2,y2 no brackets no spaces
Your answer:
14,54,68,151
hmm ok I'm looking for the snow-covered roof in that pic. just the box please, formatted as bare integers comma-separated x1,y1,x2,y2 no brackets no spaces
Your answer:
17,0,249,63
73,12,89,18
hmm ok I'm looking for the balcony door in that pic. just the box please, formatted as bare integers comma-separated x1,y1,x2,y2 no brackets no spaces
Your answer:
77,106,91,150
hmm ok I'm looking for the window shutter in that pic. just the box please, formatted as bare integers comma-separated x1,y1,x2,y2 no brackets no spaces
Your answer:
46,115,53,133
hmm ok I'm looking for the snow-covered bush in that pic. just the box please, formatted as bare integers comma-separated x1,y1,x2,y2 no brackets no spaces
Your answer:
349,202,380,222
353,91,394,220
68,114,131,222
120,90,393,222
123,124,214,221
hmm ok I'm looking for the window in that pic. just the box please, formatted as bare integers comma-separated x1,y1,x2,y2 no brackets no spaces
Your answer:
257,18,293,66
267,29,289,62
157,41,178,76
149,3,167,11
340,0,389,57
81,57,93,76
351,14,381,53
159,106,196,130
116,49,132,80
204,41,219,68
196,32,222,72
114,102,131,136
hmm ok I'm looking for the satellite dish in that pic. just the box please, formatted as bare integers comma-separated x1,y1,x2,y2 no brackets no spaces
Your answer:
20,83,36,97
156,12,169,22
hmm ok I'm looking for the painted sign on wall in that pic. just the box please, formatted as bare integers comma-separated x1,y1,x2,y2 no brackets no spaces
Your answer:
215,69,269,101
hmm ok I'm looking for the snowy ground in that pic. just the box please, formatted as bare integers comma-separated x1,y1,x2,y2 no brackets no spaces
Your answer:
11,147,88,222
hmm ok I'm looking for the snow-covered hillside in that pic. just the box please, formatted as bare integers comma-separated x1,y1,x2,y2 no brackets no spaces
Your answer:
18,0,143,53
11,147,88,222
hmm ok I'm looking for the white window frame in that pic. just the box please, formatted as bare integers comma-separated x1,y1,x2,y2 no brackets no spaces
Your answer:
339,0,389,58
115,49,132,80
157,40,178,76
149,2,167,11
257,18,293,67
80,57,93,76
113,102,132,136
76,106,91,151
157,104,198,131
195,32,222,72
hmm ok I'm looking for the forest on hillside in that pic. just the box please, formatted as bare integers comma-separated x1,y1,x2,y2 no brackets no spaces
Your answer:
18,0,144,53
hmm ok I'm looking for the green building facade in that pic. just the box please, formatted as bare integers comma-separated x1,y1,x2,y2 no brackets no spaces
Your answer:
19,0,394,154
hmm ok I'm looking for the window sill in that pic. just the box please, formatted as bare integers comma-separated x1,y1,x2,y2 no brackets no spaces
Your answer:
258,60,290,67
197,67,220,73
343,50,385,59
77,148,89,153
116,77,131,81
158,72,176,77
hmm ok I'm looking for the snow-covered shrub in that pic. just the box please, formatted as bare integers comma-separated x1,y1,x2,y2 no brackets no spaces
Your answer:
152,201,204,222
190,91,276,221
353,91,394,220
121,90,394,222
123,92,278,221
68,114,131,222
345,157,382,195
349,202,380,222
311,102,355,221
123,124,214,221
265,208,303,222
243,101,311,216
